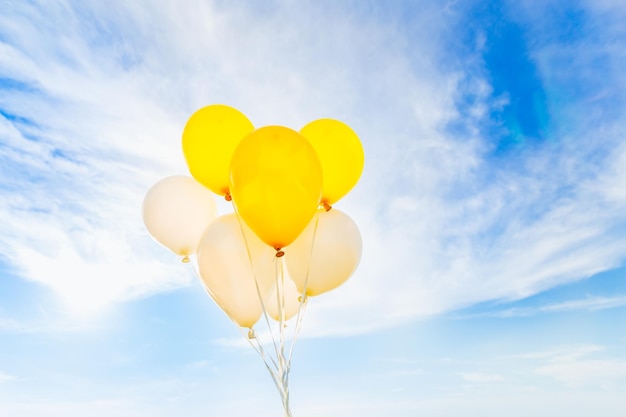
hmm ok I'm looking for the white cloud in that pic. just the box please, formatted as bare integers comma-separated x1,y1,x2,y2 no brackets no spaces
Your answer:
0,318,21,332
390,369,425,377
531,345,626,389
537,358,626,389
480,344,626,390
459,372,505,383
0,372,16,383
1,0,626,337
462,295,626,319
504,344,605,361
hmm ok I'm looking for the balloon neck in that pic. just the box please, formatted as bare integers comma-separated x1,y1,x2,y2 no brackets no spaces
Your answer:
224,192,232,202
322,202,332,212
181,255,191,263
275,248,285,258
247,328,256,339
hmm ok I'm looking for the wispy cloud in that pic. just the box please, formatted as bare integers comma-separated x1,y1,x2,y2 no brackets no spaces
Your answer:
460,295,626,319
0,317,22,332
1,0,626,338
505,344,606,361
532,345,626,389
484,344,626,389
0,314,109,334
0,371,16,383
459,372,505,383
537,358,626,389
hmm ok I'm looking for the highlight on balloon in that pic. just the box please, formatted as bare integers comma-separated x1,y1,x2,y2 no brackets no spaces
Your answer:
141,104,364,416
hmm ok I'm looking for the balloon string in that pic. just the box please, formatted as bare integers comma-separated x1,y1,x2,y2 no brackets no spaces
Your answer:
189,252,280,372
276,257,286,358
242,327,283,390
233,206,278,340
190,253,286,416
242,328,270,369
274,256,291,415
232,203,291,416
232,206,280,365
287,210,321,368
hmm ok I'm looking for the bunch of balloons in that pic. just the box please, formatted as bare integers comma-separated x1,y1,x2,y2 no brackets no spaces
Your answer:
142,104,364,415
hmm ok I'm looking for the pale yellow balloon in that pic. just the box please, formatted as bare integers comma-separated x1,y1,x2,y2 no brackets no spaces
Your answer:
300,119,364,205
142,176,217,258
182,105,254,196
196,214,276,328
286,208,362,296
264,267,302,322
229,126,323,249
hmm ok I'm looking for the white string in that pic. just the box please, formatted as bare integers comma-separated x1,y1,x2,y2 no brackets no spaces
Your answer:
232,204,292,416
226,201,327,417
287,209,321,368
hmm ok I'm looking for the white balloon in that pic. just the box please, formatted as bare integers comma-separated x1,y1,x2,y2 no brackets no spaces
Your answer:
196,214,276,328
264,266,303,322
142,176,216,258
286,209,362,296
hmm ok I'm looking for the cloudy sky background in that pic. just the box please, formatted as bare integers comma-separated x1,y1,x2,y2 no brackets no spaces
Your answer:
2,0,626,415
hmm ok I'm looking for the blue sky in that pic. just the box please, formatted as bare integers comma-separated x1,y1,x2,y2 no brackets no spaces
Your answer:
2,0,626,415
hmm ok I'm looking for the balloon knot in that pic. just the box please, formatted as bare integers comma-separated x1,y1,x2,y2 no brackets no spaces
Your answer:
275,249,285,258
181,255,190,263
224,193,232,202
247,329,256,339
322,202,332,211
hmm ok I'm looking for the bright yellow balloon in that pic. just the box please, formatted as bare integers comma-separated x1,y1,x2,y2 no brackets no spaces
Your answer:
300,119,364,205
229,126,323,250
182,105,254,196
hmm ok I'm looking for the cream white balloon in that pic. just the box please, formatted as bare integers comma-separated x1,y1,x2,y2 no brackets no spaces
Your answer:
196,214,276,328
142,176,217,258
264,266,303,322
286,209,362,296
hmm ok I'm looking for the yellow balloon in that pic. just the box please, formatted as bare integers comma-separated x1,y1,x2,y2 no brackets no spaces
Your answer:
182,105,254,196
229,126,323,249
300,119,364,205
